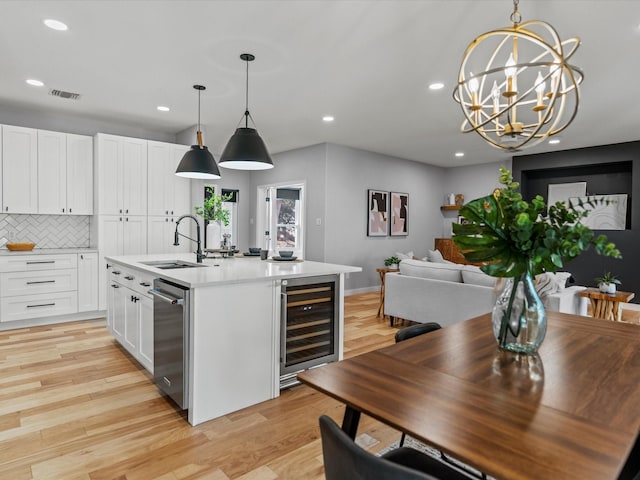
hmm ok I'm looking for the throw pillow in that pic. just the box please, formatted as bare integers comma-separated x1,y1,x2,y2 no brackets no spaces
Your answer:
395,251,414,260
461,265,497,287
426,249,445,263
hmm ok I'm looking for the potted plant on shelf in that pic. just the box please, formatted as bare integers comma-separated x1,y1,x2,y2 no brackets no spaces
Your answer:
384,256,401,270
453,167,621,354
194,187,232,248
595,272,621,295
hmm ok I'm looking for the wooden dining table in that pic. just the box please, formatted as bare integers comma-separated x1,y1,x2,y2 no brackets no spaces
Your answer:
298,311,640,479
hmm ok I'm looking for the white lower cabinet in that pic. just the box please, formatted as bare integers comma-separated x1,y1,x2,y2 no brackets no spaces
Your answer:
0,253,100,324
78,252,98,312
107,266,153,373
1,291,78,322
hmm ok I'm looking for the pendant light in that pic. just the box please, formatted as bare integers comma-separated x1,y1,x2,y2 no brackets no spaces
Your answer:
175,85,221,179
219,53,274,170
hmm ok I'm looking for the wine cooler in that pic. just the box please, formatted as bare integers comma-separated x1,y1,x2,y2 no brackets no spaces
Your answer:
280,274,340,389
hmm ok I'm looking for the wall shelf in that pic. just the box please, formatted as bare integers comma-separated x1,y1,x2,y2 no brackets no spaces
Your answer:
440,205,460,211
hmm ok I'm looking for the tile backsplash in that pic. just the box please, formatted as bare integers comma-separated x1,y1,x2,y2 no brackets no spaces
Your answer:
0,214,90,249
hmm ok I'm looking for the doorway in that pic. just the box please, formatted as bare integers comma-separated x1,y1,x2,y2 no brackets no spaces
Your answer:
256,181,305,258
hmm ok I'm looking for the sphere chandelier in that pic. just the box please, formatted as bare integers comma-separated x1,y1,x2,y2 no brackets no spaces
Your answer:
453,0,583,151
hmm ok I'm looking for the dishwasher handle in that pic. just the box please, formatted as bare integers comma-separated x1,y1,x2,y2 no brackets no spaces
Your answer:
148,289,184,305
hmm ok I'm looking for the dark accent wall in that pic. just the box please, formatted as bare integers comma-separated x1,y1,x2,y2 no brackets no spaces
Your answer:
512,141,640,303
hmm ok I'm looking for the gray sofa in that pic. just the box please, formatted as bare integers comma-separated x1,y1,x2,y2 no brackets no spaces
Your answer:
384,259,588,327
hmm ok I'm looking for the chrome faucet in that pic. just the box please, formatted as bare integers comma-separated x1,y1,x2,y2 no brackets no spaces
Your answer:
174,215,204,263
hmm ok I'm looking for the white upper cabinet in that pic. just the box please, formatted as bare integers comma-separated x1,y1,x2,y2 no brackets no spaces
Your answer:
37,130,67,214
147,141,191,217
96,133,147,216
66,134,93,215
2,125,38,214
38,130,93,215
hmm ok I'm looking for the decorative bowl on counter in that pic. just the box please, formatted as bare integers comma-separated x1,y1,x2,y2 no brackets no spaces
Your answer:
6,242,36,251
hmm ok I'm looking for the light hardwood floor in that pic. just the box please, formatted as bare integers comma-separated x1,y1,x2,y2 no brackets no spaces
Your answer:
0,292,408,480
2,293,638,479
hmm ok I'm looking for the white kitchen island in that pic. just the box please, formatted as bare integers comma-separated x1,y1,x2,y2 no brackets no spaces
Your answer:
104,253,360,426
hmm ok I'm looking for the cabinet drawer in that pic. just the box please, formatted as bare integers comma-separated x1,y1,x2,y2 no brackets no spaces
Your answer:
110,266,153,297
1,269,78,297
1,291,78,322
0,254,78,273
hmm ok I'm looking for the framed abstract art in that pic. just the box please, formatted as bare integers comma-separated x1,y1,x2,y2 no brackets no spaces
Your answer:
390,192,409,236
367,189,388,236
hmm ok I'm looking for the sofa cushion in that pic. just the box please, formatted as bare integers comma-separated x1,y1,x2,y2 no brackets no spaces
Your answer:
535,271,573,298
400,259,463,282
395,251,414,260
426,249,445,263
461,265,497,287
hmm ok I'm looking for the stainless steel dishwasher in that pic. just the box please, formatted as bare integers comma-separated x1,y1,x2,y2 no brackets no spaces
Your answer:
149,279,190,410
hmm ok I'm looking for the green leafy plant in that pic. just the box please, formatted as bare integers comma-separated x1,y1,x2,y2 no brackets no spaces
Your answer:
194,187,232,226
595,272,621,286
384,256,401,267
452,166,621,277
453,167,622,350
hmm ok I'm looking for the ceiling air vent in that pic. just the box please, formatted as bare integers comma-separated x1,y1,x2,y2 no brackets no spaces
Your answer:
49,89,81,100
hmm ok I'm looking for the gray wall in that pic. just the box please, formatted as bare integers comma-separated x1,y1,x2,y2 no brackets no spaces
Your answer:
440,160,511,238
249,143,328,261
0,103,176,142
324,144,446,292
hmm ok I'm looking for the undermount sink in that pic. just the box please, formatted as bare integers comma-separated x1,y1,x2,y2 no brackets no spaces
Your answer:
141,260,206,270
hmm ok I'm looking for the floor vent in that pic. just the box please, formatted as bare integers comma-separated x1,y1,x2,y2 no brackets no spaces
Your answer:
49,89,81,100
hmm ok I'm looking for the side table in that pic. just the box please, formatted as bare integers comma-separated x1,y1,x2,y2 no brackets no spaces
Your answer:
579,287,635,321
376,268,398,321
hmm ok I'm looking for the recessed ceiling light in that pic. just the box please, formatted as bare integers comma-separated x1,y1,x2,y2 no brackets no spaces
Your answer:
548,139,561,144
429,82,445,91
26,79,44,87
157,106,170,112
43,19,68,31
322,116,334,122
455,152,465,157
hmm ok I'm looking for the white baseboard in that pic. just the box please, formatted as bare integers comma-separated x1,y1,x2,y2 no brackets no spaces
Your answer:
345,286,379,296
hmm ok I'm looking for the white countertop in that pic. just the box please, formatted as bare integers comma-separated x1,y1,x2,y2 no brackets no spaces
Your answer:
0,247,98,256
105,253,362,288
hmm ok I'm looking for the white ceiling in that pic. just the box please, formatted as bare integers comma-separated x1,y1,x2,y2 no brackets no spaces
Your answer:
1,1,639,167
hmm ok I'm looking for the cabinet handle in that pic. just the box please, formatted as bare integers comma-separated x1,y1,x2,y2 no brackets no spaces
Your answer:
139,282,151,287
69,208,72,213
26,280,56,285
26,260,55,265
111,284,120,288
112,271,121,275
106,264,112,269
80,254,84,260
120,209,123,214
126,217,129,222
5,207,7,212
165,210,169,215
124,275,134,280
165,218,169,222
27,303,55,308
120,217,123,221
126,209,129,214
171,210,174,215
62,208,65,213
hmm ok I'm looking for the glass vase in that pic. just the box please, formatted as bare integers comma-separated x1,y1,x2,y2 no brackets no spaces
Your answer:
492,271,546,354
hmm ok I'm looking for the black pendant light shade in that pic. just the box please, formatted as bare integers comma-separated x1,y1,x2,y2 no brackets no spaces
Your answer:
176,144,221,179
219,127,273,170
219,53,274,170
175,85,222,179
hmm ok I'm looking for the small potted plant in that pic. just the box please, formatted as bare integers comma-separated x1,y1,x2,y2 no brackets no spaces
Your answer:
595,272,621,294
384,256,401,270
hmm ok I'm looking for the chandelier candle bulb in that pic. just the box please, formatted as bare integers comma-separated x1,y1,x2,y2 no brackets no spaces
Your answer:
533,71,546,111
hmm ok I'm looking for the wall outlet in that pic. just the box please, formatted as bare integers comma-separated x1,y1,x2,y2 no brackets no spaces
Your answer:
316,218,322,226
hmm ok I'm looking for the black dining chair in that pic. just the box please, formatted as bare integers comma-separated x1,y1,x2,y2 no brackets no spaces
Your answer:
319,415,472,480
394,323,487,480
395,322,442,447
